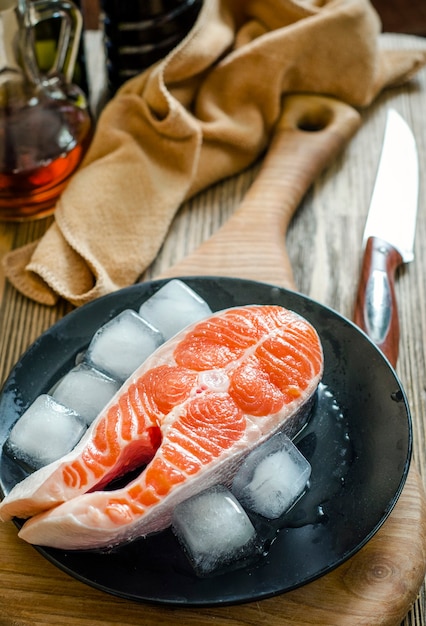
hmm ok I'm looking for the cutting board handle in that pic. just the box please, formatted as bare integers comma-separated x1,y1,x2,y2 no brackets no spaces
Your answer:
161,94,361,289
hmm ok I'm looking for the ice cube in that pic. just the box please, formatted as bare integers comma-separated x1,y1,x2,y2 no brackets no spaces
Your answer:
232,432,311,519
4,394,86,471
85,309,164,381
138,279,212,340
172,485,260,577
51,363,121,425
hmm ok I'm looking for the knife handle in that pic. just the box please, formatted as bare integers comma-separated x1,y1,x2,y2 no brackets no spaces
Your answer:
354,236,403,368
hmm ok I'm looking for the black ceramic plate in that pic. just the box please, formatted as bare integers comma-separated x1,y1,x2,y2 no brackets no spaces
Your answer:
0,277,412,606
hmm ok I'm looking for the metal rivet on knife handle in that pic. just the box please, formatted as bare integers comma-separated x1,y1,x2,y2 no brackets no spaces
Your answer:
354,235,403,368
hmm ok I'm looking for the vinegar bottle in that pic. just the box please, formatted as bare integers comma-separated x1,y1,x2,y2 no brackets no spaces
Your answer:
0,0,93,220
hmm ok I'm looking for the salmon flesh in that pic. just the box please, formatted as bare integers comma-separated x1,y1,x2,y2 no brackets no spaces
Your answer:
0,305,323,550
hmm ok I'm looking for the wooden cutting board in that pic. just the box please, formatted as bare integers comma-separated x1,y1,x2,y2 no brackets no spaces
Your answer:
159,93,426,624
1,94,426,626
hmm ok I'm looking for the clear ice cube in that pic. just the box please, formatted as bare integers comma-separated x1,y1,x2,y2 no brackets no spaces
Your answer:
172,485,260,577
138,279,212,340
4,394,86,471
232,432,311,519
85,309,164,381
51,363,121,425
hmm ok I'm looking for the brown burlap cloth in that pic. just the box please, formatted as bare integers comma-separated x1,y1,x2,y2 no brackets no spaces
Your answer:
3,0,426,306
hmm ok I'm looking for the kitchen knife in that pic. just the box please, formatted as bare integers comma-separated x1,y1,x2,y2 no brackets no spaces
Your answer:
354,109,419,367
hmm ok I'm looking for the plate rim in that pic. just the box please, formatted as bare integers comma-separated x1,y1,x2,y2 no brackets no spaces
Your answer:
0,276,413,606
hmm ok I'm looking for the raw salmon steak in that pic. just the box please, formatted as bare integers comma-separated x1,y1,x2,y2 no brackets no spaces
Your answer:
0,305,323,550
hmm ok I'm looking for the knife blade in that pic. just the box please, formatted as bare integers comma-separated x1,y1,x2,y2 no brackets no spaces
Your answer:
353,109,419,367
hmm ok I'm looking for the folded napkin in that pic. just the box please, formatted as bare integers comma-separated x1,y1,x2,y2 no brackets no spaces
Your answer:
4,0,426,306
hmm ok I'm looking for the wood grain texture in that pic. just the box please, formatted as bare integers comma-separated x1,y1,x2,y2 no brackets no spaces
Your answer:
156,92,426,626
0,32,426,626
372,0,426,35
0,468,424,626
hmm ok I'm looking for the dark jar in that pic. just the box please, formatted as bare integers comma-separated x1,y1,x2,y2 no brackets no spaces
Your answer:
101,0,203,94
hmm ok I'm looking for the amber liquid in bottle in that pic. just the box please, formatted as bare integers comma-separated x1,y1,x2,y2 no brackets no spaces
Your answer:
0,0,93,221
0,87,92,220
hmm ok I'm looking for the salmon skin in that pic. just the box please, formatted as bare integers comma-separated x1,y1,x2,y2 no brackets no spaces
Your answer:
0,305,323,550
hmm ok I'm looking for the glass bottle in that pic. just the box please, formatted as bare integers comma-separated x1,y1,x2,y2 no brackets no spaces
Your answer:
0,0,93,220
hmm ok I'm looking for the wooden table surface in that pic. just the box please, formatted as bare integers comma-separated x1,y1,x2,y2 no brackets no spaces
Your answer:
1,30,426,626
